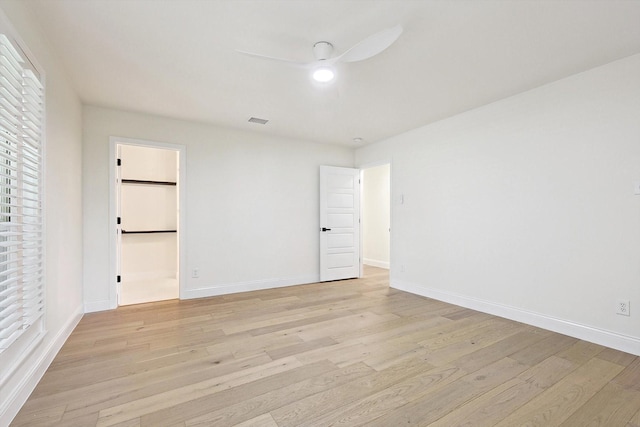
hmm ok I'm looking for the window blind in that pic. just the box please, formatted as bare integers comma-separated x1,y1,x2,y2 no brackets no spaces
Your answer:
0,33,44,353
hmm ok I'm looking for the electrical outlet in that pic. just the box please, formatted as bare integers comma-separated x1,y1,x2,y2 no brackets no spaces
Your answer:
616,299,630,316
192,268,199,278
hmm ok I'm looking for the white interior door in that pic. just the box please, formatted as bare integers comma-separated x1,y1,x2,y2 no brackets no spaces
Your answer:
320,165,361,281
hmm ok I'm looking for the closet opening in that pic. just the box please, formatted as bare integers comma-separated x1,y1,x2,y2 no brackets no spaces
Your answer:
361,163,391,276
114,141,181,306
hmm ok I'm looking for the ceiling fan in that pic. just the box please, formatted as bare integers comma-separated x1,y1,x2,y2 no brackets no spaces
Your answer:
236,25,403,82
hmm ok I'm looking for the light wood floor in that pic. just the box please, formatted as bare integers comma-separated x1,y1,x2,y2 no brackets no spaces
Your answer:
12,266,640,426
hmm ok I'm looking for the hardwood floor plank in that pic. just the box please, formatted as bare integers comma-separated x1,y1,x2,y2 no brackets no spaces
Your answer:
629,407,640,427
231,413,278,427
360,340,424,370
338,313,452,346
596,347,639,367
366,357,529,426
559,382,640,426
418,317,513,351
54,412,100,427
182,362,374,426
428,377,528,427
137,359,340,426
493,357,624,426
421,318,525,366
517,355,576,389
58,354,272,422
306,363,467,426
442,307,482,321
449,329,550,372
29,343,151,397
428,355,576,427
8,403,66,427
109,419,141,427
270,352,436,426
509,332,578,366
613,357,640,391
555,339,606,365
294,311,398,342
265,336,337,360
221,307,347,335
18,351,250,417
364,346,432,372
96,356,302,426
205,331,303,360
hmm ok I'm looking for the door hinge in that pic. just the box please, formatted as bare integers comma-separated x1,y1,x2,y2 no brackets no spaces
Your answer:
117,275,121,283
117,217,121,225
117,158,121,166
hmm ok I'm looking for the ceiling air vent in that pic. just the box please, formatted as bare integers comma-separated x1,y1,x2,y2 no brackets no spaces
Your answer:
248,117,269,125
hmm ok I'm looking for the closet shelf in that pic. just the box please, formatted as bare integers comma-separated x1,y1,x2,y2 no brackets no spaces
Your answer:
122,230,177,234
121,179,177,186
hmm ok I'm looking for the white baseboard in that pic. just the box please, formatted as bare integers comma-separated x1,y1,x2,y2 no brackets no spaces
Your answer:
1,305,83,426
392,278,640,357
86,275,321,311
182,275,320,300
84,299,115,313
363,258,390,269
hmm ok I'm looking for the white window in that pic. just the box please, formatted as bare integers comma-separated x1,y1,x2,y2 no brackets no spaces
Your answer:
0,33,44,354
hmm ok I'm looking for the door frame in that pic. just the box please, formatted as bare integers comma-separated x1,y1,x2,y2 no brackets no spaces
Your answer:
108,136,187,308
358,160,392,278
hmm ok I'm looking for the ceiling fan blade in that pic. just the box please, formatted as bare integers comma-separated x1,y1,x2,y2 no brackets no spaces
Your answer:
337,25,403,63
235,49,309,67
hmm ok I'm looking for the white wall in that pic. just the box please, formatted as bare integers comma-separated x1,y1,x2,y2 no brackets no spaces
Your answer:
362,164,390,269
83,106,354,310
0,1,83,424
356,54,640,355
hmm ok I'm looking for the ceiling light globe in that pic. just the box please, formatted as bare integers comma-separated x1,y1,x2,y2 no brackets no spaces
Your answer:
312,66,335,83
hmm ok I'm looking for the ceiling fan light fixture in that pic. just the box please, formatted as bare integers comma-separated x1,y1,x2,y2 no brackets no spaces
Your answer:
312,65,335,83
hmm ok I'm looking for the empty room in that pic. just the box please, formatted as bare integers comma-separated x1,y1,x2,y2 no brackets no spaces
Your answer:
1,0,640,426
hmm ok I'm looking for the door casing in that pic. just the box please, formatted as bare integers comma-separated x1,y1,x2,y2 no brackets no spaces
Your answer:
358,161,392,278
108,136,187,309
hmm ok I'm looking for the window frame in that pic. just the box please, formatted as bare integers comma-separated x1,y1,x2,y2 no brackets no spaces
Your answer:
0,12,46,388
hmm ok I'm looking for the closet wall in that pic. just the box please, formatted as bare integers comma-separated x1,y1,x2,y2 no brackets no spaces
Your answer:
119,144,178,304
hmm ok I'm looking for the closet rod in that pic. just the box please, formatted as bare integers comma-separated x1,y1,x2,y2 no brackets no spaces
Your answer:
121,179,177,186
121,230,177,234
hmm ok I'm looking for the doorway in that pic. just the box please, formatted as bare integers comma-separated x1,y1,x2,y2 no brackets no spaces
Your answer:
112,139,184,306
361,163,391,274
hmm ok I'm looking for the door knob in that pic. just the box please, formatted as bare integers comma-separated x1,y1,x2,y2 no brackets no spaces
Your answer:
321,227,332,232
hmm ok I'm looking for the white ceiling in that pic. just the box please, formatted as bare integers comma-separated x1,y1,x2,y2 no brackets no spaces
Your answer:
26,0,640,146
